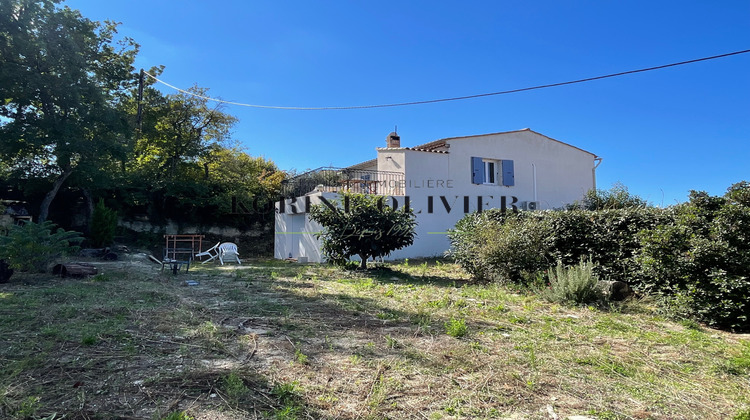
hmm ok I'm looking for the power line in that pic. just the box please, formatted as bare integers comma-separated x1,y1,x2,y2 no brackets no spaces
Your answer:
144,49,750,111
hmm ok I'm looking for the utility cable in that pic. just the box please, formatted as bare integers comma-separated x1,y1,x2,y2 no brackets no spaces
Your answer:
143,48,750,111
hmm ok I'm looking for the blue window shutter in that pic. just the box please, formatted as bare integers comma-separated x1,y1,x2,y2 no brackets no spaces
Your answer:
471,157,484,184
501,160,514,186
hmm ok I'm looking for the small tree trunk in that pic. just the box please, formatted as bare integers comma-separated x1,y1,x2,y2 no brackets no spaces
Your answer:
38,168,74,223
359,254,368,269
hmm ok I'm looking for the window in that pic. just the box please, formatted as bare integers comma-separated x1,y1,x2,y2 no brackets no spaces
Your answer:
483,159,497,184
471,157,514,186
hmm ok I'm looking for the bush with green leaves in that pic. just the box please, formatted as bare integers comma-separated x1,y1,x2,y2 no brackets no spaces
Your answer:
539,258,603,305
545,207,671,284
567,182,648,210
0,221,83,272
637,183,750,331
450,211,553,282
308,193,416,269
449,181,750,331
449,206,667,284
90,199,118,247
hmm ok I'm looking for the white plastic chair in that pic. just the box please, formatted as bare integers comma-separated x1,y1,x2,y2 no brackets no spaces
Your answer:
218,242,241,265
195,242,220,264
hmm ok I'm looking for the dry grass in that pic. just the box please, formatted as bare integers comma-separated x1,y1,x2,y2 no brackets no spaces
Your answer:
0,254,748,419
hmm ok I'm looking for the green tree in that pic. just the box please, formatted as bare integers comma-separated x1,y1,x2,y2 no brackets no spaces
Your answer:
90,199,118,247
122,87,242,223
200,146,284,211
308,193,416,269
0,0,138,222
129,87,237,185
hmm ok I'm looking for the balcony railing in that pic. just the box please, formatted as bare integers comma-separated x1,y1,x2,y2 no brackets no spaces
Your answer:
281,167,405,198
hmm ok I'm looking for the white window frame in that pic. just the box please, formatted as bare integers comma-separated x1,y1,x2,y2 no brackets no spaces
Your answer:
482,159,500,185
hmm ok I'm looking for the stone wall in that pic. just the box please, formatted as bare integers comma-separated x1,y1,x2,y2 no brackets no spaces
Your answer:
118,219,273,256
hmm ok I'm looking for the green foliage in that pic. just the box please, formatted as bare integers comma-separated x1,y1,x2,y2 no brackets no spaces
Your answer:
294,343,309,365
309,193,417,269
569,182,649,210
637,183,750,331
477,213,553,282
0,0,139,221
272,381,300,405
271,381,302,420
90,199,117,247
449,210,545,281
129,87,237,186
161,411,194,420
0,221,82,272
444,318,468,338
449,181,750,331
539,259,603,305
546,207,670,283
222,371,249,401
717,340,750,376
449,206,667,284
0,1,283,237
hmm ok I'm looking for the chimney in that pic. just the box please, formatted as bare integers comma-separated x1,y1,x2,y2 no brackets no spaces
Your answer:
386,131,401,148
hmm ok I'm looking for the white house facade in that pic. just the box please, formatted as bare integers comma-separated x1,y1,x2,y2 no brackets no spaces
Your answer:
274,128,600,262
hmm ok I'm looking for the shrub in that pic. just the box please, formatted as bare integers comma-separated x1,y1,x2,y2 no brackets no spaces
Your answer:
448,209,503,279
539,258,603,305
449,181,750,331
637,183,750,331
478,214,553,282
222,371,249,400
449,210,551,282
0,221,83,272
90,199,118,247
568,182,648,210
548,207,672,284
308,193,416,269
449,206,667,284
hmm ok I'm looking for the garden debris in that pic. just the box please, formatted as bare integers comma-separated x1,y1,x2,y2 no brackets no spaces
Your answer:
596,280,633,301
52,262,98,277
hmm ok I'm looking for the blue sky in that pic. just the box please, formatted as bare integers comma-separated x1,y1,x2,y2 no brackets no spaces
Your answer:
66,0,750,206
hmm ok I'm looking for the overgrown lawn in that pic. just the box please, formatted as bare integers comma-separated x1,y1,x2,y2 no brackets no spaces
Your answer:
0,256,748,419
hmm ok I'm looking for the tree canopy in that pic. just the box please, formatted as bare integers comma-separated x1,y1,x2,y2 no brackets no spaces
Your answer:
0,0,285,244
0,0,138,221
309,193,417,269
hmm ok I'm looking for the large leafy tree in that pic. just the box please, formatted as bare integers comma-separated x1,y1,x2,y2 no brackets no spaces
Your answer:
0,0,138,222
309,193,417,269
130,87,237,185
123,86,244,222
200,146,284,204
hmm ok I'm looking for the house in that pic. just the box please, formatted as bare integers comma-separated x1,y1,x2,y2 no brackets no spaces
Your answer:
275,128,600,262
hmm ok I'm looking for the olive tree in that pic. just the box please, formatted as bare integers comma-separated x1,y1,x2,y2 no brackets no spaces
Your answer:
308,193,416,269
